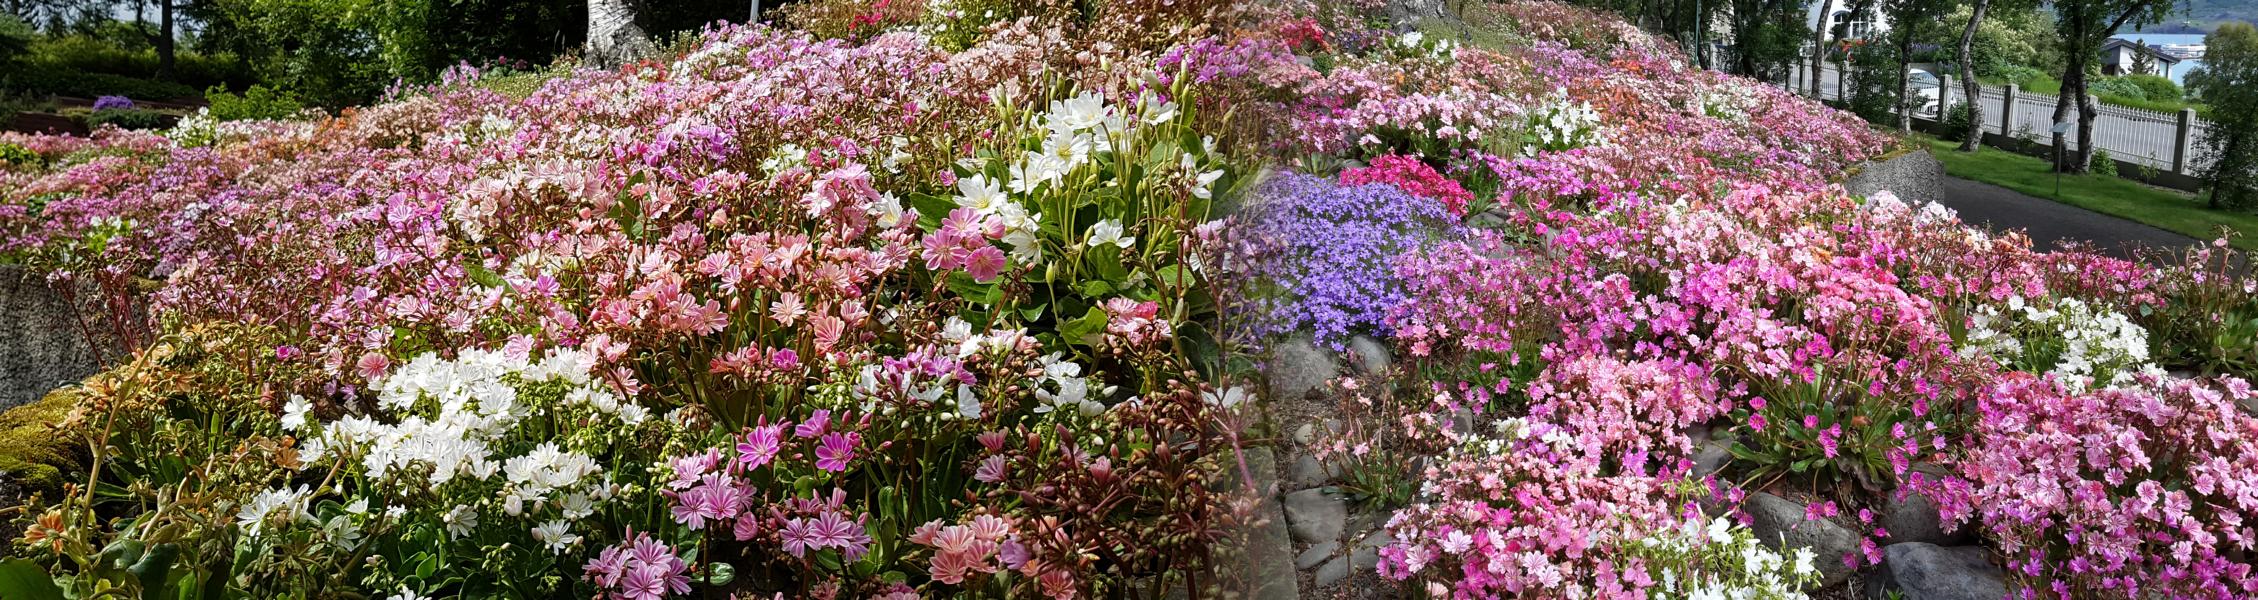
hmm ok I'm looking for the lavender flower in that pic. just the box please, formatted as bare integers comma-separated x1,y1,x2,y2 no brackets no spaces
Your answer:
1231,172,1458,347
92,95,135,111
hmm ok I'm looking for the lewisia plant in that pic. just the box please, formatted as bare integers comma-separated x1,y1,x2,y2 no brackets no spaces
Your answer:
0,2,1261,597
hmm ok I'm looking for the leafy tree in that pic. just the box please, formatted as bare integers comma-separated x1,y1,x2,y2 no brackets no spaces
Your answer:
2191,21,2258,208
1880,0,1953,131
585,0,652,67
2047,0,2180,173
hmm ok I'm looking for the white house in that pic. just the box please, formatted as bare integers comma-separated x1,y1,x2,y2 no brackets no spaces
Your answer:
1807,3,1890,42
2100,38,2185,78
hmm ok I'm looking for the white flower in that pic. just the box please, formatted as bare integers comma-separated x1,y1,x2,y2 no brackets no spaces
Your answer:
1192,169,1225,199
1201,386,1252,409
531,520,580,554
956,174,1007,213
385,588,431,600
1035,377,1102,416
280,395,312,431
1085,219,1134,249
442,504,479,540
1002,229,1045,264
322,514,364,550
236,485,313,536
955,383,983,420
1046,91,1110,133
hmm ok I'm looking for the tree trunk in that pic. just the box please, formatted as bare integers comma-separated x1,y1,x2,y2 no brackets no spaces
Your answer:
1810,0,1835,97
2074,74,2099,171
1956,0,1988,151
1895,23,1913,131
154,1,175,80
587,0,656,69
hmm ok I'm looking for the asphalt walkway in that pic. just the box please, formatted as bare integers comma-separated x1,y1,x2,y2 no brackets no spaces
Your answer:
1934,176,2200,262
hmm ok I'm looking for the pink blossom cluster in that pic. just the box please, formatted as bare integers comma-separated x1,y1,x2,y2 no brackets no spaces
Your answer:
1918,374,2258,598
1341,154,1475,216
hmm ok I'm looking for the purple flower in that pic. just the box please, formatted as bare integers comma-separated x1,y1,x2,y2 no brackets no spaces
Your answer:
583,545,626,587
1229,172,1457,348
807,510,872,561
780,517,815,557
815,432,858,472
92,95,134,111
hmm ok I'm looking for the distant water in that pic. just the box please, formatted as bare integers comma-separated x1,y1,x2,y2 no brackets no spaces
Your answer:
2113,33,2208,84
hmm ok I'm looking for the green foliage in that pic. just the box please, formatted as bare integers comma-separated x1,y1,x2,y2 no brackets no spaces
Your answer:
2091,73,2183,102
1845,42,1904,125
1921,3,2062,77
204,84,305,121
85,107,171,130
0,15,33,62
0,141,38,170
2091,148,2119,177
192,0,391,107
1941,101,1976,141
12,32,257,93
2192,22,2258,209
0,69,199,101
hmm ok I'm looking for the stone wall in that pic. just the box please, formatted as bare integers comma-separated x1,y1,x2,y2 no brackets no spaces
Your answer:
0,265,111,412
1845,148,1946,205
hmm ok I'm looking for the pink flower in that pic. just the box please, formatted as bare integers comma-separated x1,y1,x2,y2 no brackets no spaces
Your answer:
356,352,390,379
964,246,1007,282
973,455,1008,483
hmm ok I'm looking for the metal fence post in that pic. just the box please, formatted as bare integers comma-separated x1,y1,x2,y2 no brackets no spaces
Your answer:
2000,84,2018,138
2175,108,2196,174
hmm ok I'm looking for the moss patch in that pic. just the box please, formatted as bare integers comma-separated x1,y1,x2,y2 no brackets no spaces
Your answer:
0,388,88,498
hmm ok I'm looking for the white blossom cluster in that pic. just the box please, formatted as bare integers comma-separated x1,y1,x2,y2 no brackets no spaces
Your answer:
957,90,1214,266
269,348,639,552
1633,517,1818,600
1524,90,1607,154
1961,296,2161,392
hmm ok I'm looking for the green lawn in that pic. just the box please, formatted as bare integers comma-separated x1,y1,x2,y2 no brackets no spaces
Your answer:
1919,136,2258,250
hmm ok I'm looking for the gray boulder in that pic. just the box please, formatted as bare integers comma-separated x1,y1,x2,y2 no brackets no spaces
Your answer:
1862,543,2008,600
1745,492,1863,585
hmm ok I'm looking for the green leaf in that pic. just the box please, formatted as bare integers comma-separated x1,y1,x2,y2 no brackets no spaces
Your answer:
463,262,504,289
1078,280,1114,298
1059,306,1109,347
0,559,64,600
704,563,736,586
945,272,1001,305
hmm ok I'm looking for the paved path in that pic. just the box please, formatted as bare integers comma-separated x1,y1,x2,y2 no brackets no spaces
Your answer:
1934,176,2199,262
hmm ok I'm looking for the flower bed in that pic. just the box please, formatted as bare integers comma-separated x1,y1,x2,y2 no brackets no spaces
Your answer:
5,1,2258,599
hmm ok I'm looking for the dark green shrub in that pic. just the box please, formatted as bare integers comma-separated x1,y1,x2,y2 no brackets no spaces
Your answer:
2092,148,2119,177
205,84,303,121
1,69,200,101
1940,102,1975,141
85,108,171,130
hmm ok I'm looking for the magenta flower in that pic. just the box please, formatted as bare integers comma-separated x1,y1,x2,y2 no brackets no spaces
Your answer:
795,410,832,439
737,424,785,470
816,432,858,472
